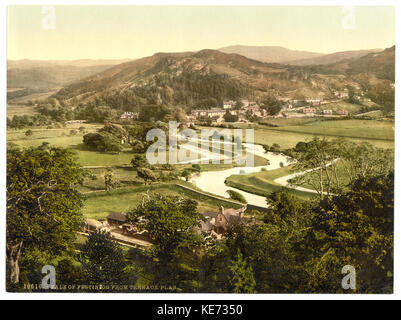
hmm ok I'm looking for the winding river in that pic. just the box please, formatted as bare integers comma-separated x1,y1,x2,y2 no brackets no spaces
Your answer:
177,135,293,208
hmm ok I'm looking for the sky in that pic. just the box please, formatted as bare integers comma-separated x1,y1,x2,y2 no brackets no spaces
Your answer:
7,5,396,60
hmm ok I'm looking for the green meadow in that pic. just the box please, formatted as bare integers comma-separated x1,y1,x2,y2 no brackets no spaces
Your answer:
82,183,243,221
225,165,316,201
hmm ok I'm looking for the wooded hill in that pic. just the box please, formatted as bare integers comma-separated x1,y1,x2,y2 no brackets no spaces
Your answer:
52,46,395,111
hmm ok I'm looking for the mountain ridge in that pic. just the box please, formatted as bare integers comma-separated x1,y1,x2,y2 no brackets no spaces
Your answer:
218,45,324,63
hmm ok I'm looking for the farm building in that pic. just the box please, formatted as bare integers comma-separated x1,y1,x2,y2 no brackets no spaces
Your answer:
303,107,316,114
107,212,127,227
83,218,105,233
197,206,250,236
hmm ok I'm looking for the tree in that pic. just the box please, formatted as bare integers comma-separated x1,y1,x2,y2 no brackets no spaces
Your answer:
56,258,84,290
223,110,238,123
226,190,247,204
306,172,394,293
207,223,304,293
25,129,33,136
131,139,146,153
265,189,310,220
181,170,192,182
131,154,149,169
191,164,201,172
234,100,244,110
98,124,128,143
292,138,340,199
6,147,83,285
104,171,118,191
367,83,394,114
137,167,157,185
228,249,256,293
80,231,127,286
127,195,200,257
83,132,123,153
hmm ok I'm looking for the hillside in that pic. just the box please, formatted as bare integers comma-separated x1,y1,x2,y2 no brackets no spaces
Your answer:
51,46,394,111
298,46,395,82
287,49,382,66
7,65,117,91
7,59,134,100
218,45,324,63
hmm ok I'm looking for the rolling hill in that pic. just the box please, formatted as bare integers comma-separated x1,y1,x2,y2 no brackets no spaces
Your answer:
218,45,324,63
7,59,134,100
218,45,384,67
298,46,395,82
287,49,382,66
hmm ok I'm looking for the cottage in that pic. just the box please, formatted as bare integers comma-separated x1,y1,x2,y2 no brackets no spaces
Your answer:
107,212,127,227
338,109,349,116
198,206,247,235
303,107,316,114
323,109,333,115
334,91,349,99
223,100,236,109
64,120,87,125
83,218,104,233
120,112,138,120
306,98,322,106
191,108,226,119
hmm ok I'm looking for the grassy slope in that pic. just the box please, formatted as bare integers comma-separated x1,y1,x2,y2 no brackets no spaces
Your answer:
7,104,38,117
226,165,316,200
82,183,242,221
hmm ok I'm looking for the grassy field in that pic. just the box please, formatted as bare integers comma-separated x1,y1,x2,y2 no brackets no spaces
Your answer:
266,119,394,142
82,183,242,221
225,165,317,200
7,104,38,117
8,124,270,167
7,89,60,105
313,101,378,114
203,118,394,149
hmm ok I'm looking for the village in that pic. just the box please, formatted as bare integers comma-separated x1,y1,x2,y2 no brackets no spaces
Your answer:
83,205,253,248
185,88,370,124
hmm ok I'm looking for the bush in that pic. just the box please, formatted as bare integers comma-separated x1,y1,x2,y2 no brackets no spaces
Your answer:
226,189,247,204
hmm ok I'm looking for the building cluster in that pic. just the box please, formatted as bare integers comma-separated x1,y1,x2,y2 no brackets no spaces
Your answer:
301,107,348,116
120,111,139,120
83,212,151,246
195,206,254,239
83,206,254,246
188,99,265,124
64,120,87,125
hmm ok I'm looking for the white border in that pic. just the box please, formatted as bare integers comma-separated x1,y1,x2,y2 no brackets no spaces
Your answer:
0,0,399,300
